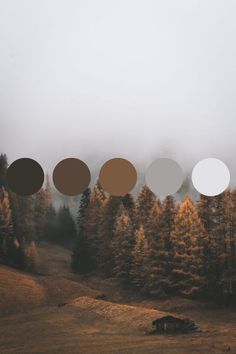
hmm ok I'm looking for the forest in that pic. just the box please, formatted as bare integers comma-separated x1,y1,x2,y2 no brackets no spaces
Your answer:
1,152,236,306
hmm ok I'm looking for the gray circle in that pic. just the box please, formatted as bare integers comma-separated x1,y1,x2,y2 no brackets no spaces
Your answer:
145,158,184,197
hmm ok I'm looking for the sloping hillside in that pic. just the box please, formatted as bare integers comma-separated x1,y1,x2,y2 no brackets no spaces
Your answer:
0,265,45,315
1,243,236,354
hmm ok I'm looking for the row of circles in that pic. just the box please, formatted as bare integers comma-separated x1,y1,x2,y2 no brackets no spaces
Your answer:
6,157,231,197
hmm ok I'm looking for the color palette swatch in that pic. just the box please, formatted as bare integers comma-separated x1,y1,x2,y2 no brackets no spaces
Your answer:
7,158,44,196
6,157,231,197
53,158,91,196
192,158,230,197
99,158,137,196
145,158,184,197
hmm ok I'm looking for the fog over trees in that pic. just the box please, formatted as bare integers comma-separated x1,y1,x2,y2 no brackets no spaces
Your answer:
1,0,236,183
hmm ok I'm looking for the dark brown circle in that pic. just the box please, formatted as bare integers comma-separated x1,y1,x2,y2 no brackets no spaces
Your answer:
53,158,91,196
99,158,137,196
7,158,44,196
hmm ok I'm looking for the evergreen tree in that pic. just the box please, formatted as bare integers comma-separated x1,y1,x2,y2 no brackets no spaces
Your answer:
111,205,133,282
56,205,77,245
98,196,123,274
197,194,220,299
197,194,214,233
44,204,58,242
144,201,170,296
0,154,8,189
0,187,25,269
34,186,51,240
160,196,177,254
0,187,13,262
77,188,91,230
222,190,236,301
135,185,157,229
208,191,236,302
10,193,36,242
72,184,105,273
130,225,149,291
170,196,206,297
71,188,91,273
122,193,135,220
0,153,39,270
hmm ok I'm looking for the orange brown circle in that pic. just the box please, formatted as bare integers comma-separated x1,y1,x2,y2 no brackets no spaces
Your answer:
7,158,44,196
99,158,137,196
53,158,91,196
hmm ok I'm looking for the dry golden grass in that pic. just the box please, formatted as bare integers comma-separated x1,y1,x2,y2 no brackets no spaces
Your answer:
0,265,45,315
71,296,175,331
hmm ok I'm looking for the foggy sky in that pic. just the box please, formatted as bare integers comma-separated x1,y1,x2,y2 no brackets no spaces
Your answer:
1,0,236,183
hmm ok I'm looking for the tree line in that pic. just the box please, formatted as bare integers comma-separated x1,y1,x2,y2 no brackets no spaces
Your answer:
1,152,236,305
0,153,76,272
72,184,236,305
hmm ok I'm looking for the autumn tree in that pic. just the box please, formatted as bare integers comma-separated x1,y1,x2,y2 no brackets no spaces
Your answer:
34,186,51,240
207,191,236,302
197,194,220,298
170,196,206,297
98,196,123,274
135,185,157,229
160,196,177,254
111,205,133,282
122,193,135,220
0,187,13,263
72,184,106,273
130,225,149,291
144,201,170,296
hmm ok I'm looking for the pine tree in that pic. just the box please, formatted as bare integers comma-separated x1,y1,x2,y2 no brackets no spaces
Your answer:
122,193,135,220
34,186,51,240
197,194,214,233
0,187,13,263
57,205,77,245
72,184,105,273
222,190,236,302
111,205,133,282
130,225,149,291
10,194,36,242
77,188,91,230
44,204,58,242
0,154,8,189
144,201,170,296
71,188,91,273
209,191,236,302
170,196,206,297
135,185,157,229
160,196,177,253
197,194,222,299
98,196,123,274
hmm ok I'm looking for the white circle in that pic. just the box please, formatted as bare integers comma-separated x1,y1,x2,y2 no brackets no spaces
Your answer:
192,158,230,196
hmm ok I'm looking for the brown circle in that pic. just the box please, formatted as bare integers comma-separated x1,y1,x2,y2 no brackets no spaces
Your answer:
53,158,91,196
99,158,137,196
7,158,44,196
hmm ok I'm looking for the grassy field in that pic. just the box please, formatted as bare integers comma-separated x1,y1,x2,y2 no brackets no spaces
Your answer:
0,242,236,354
